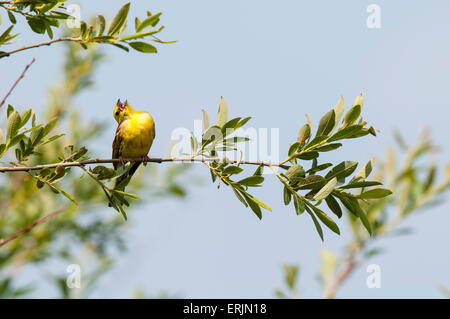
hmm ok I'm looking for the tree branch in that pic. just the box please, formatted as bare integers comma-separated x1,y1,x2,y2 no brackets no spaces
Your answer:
323,243,362,299
0,156,291,172
0,207,66,248
0,37,80,59
0,58,35,109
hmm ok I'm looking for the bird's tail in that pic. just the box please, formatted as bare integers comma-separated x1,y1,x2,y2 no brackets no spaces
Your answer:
114,162,141,191
108,162,141,207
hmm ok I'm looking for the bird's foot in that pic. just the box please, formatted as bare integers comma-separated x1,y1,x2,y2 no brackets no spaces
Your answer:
141,155,151,166
119,156,126,166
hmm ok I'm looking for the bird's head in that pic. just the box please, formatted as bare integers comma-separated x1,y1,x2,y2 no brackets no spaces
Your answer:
114,99,132,123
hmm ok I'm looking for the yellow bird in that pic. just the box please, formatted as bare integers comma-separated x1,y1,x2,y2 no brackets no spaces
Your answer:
112,99,155,190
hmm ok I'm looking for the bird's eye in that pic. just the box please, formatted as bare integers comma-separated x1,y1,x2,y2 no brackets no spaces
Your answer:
115,111,120,116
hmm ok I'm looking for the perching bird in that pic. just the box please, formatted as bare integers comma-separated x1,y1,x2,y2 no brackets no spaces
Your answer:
112,99,155,191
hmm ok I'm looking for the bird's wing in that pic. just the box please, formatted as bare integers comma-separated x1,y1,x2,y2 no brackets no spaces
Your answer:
112,123,124,170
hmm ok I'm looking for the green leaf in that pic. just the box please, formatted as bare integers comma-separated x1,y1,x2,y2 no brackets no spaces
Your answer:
238,176,264,187
136,12,161,32
306,163,333,174
43,117,58,136
340,104,361,129
352,94,364,108
316,109,335,136
350,159,374,183
297,124,311,148
8,11,16,24
285,164,305,181
128,41,157,53
357,188,392,199
313,177,337,201
293,195,305,215
288,142,301,157
309,204,340,235
7,133,24,148
303,135,328,150
20,109,32,127
27,17,46,34
315,143,342,152
108,2,130,36
283,186,292,205
297,175,327,190
201,125,222,146
7,105,14,118
325,195,342,218
241,191,262,219
328,125,365,142
295,151,319,160
0,26,13,44
333,95,345,131
253,163,264,176
232,187,248,207
80,21,87,37
216,96,228,128
221,117,241,135
339,181,382,189
202,109,210,132
97,14,106,36
6,111,21,141
348,197,372,235
223,165,243,175
325,161,358,180
305,205,323,241
113,189,141,200
111,43,130,52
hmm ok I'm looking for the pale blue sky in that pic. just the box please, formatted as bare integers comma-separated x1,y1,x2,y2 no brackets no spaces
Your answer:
1,1,450,298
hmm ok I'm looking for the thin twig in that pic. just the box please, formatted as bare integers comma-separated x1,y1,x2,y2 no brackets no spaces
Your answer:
0,58,35,108
0,207,66,248
0,156,291,172
323,243,362,299
0,37,79,59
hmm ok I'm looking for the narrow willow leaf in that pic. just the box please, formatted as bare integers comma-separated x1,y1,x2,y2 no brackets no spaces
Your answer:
250,195,272,212
283,186,292,205
297,175,327,190
108,2,131,36
333,95,345,131
295,151,319,160
20,109,32,127
0,26,14,44
305,205,323,241
328,125,365,142
325,161,358,180
221,117,241,135
30,127,45,146
114,189,141,200
136,12,161,32
111,43,130,52
216,96,228,128
315,143,342,152
349,197,372,235
340,104,361,129
6,111,21,141
129,41,157,53
201,125,222,146
288,142,301,157
313,177,337,201
339,181,382,189
202,109,210,132
306,114,313,133
232,187,248,207
303,135,328,150
285,164,305,181
223,165,244,175
43,117,58,136
7,133,24,148
7,105,14,118
8,11,16,24
238,176,264,187
325,195,342,218
297,123,311,148
253,163,264,176
235,117,251,129
97,14,105,36
309,204,340,235
316,109,335,137
352,94,364,108
59,188,78,205
293,195,305,215
240,191,262,219
423,165,436,192
357,188,392,199
306,163,333,174
350,159,374,183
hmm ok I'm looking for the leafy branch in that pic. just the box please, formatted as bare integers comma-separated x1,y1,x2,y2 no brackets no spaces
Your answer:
0,2,172,58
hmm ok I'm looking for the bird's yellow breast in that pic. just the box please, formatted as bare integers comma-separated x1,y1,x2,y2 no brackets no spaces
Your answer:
119,112,155,158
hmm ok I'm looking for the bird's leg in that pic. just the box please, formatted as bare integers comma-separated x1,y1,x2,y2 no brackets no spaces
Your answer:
141,155,151,166
119,156,126,166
